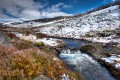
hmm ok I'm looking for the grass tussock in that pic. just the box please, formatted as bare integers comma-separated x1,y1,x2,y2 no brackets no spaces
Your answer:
36,33,49,38
34,42,45,47
0,45,83,80
13,40,35,50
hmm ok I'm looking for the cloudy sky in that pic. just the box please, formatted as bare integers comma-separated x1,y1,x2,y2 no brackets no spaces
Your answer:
0,0,115,22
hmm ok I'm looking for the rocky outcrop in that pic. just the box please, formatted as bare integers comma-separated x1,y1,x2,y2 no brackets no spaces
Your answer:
99,59,120,80
80,44,98,54
80,42,120,80
0,31,11,46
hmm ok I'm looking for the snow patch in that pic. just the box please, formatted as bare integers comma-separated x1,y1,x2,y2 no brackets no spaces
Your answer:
101,54,120,69
16,33,63,46
115,63,120,69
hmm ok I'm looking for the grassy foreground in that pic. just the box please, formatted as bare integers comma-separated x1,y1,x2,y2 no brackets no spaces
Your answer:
0,38,83,80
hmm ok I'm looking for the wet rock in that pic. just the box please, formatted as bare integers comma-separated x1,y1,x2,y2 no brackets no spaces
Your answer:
99,59,120,80
0,23,3,29
80,44,98,53
33,75,51,80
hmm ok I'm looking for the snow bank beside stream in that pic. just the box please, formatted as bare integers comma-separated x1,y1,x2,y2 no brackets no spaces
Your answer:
102,54,120,69
16,33,64,46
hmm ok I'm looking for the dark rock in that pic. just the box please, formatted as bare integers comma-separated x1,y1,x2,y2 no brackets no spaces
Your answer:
99,59,120,80
80,44,98,53
33,75,51,80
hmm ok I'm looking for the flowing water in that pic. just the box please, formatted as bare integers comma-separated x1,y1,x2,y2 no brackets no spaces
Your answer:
59,39,116,80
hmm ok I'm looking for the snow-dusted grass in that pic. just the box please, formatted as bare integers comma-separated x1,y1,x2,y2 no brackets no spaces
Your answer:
38,5,120,42
82,35,120,44
16,33,63,46
102,54,120,69
90,5,119,16
35,38,61,46
4,19,67,28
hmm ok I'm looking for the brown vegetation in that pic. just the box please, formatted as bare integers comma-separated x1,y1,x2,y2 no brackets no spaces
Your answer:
36,33,49,38
6,33,17,39
0,44,83,80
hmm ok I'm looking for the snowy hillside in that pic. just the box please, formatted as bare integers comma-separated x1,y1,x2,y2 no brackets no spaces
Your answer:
38,5,120,39
4,4,120,44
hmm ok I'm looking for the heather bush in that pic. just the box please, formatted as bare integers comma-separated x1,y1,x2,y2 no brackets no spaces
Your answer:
0,45,83,80
13,40,35,50
36,33,49,38
0,46,41,79
6,33,17,39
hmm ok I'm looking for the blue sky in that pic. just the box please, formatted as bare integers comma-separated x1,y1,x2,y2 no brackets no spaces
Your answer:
38,0,112,14
0,0,115,22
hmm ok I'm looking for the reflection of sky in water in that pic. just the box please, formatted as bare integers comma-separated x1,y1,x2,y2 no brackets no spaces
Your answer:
62,39,89,49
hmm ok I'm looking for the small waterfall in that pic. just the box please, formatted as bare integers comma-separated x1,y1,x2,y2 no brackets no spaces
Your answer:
59,49,116,80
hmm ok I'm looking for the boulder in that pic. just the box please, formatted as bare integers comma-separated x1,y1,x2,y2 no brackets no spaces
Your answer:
33,75,51,80
80,44,98,53
0,31,11,46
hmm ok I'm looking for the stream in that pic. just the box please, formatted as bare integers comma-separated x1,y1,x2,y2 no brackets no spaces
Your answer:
59,39,116,80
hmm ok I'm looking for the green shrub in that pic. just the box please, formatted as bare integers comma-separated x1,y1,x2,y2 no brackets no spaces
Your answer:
36,33,49,38
34,42,45,47
57,25,64,30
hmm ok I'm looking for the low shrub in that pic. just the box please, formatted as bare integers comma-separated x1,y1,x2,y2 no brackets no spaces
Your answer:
36,33,49,38
6,33,17,39
57,25,64,30
34,42,45,47
0,45,83,80
13,40,34,50
23,39,32,44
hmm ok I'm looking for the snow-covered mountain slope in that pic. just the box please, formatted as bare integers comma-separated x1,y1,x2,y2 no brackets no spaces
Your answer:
4,18,67,28
38,5,120,39
4,4,120,44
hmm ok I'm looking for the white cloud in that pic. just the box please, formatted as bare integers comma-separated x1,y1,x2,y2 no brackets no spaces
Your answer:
20,10,41,20
0,0,72,22
40,3,72,18
42,11,72,18
112,0,116,2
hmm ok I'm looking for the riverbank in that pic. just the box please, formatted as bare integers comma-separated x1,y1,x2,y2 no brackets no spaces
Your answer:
79,41,120,79
0,31,84,80
0,26,119,79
